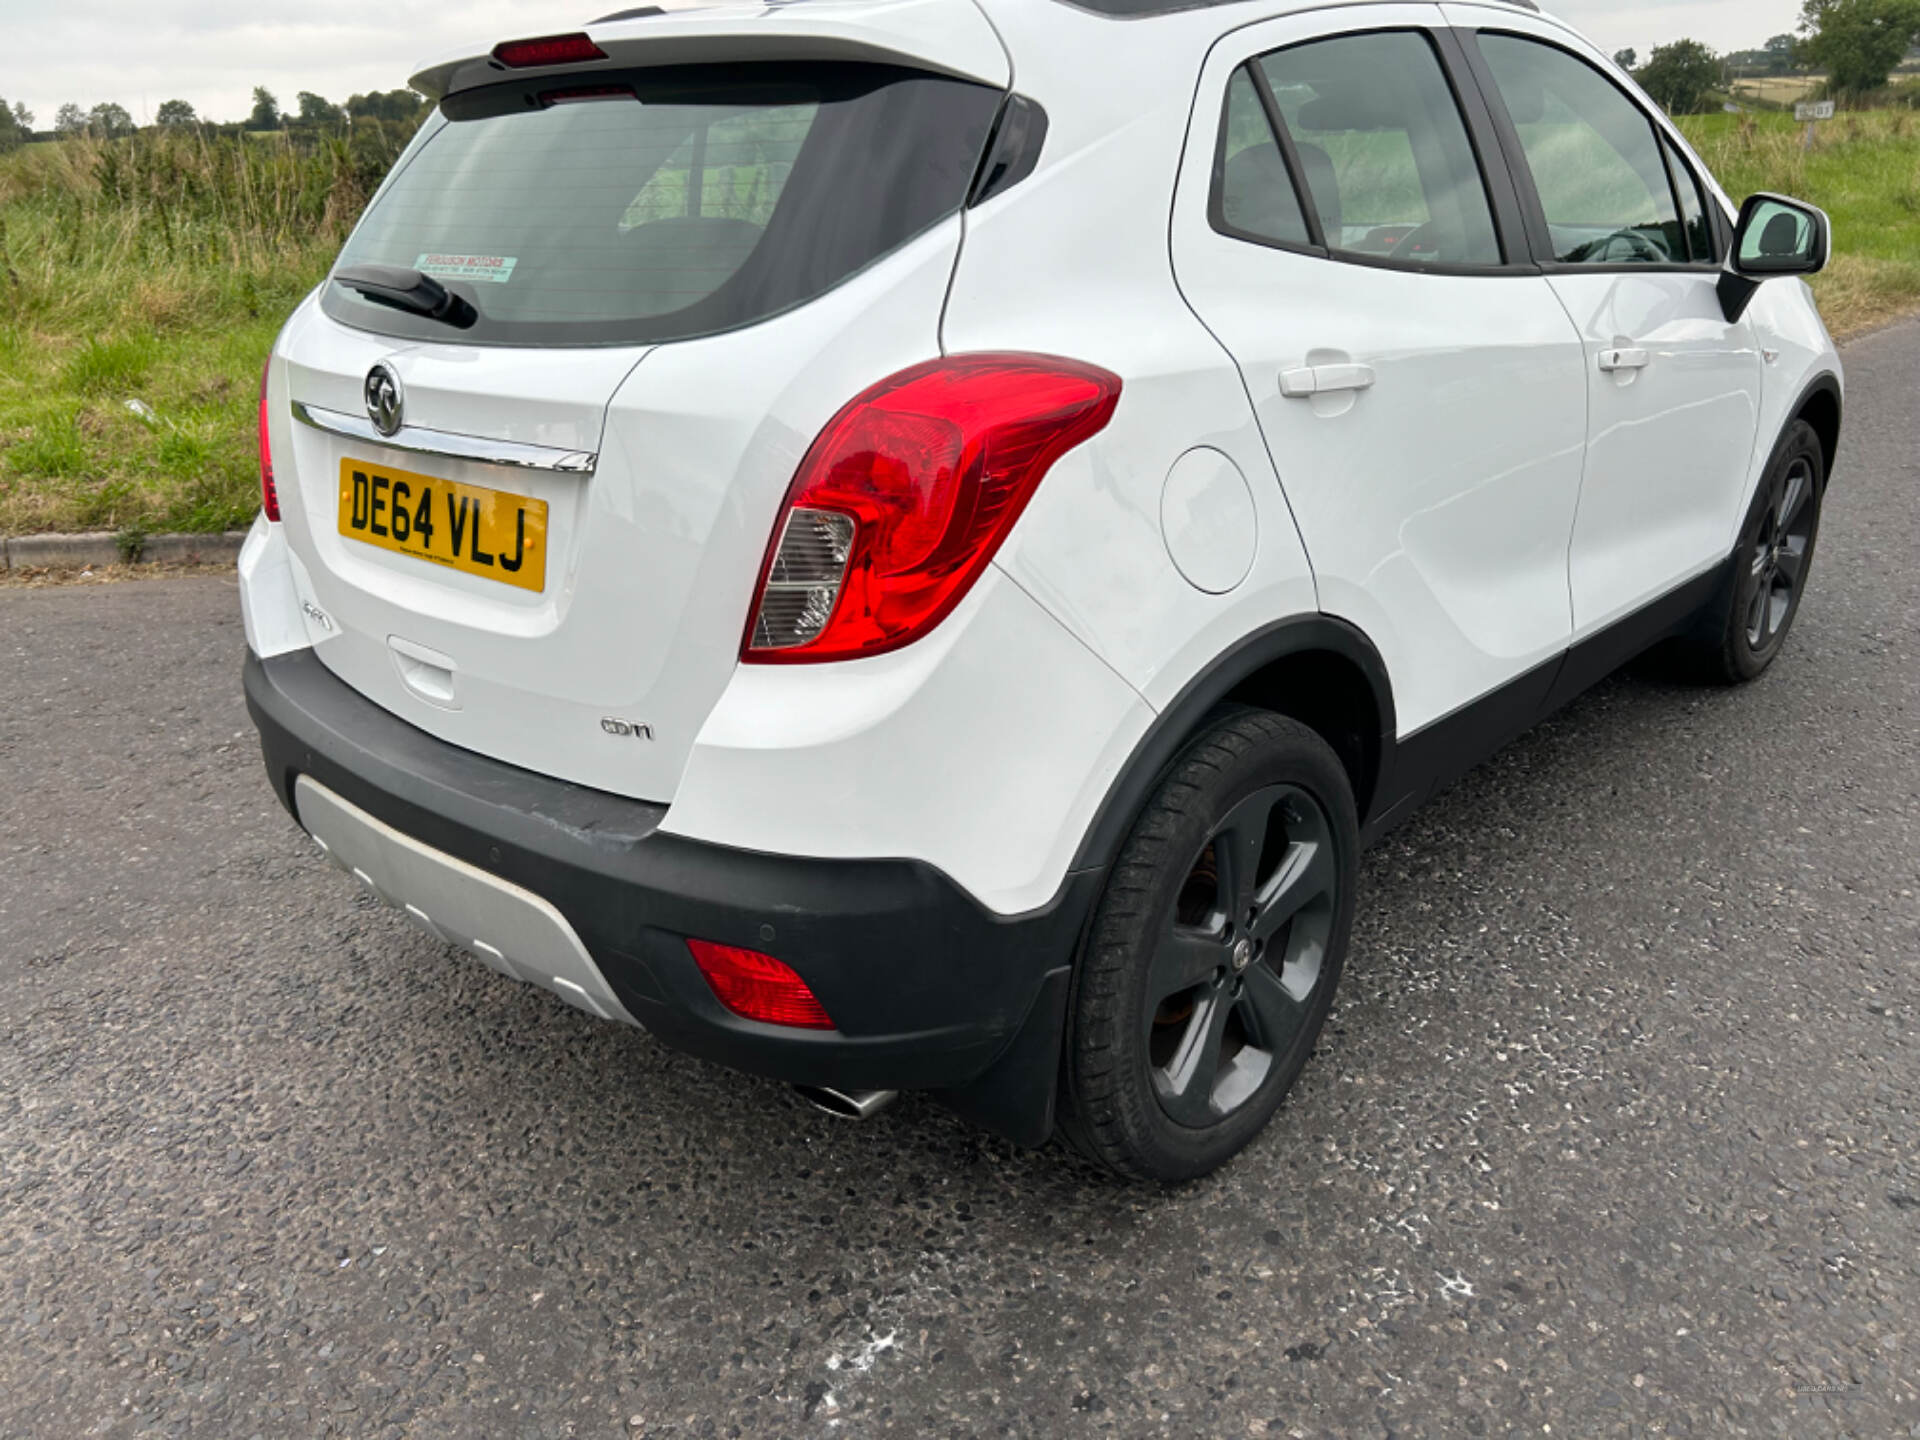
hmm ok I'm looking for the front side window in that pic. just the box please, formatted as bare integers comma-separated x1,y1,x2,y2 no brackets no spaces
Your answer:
1477,35,1686,266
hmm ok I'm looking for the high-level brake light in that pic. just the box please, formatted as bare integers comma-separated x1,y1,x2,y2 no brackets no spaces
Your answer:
492,33,609,68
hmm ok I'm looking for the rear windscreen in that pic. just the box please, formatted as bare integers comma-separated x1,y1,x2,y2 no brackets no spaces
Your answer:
322,63,1000,347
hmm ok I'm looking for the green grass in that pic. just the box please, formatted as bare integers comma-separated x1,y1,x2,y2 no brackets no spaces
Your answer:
1677,108,1920,337
0,106,1917,536
0,124,404,536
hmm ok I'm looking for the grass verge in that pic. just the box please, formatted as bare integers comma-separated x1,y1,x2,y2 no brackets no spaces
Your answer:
0,126,398,535
1,109,1917,535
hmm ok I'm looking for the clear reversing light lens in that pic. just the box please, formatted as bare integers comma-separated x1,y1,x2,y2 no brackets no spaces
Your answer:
752,508,856,651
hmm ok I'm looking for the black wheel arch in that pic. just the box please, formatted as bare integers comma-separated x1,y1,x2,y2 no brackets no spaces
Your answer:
1790,371,1842,487
1068,616,1398,876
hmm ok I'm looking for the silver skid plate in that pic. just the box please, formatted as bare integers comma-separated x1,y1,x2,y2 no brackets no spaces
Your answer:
294,776,638,1026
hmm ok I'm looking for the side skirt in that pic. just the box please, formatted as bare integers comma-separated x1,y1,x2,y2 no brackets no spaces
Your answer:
1361,559,1727,844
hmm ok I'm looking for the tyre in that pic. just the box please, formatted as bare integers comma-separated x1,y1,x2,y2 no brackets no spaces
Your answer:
1682,419,1825,684
1059,708,1358,1182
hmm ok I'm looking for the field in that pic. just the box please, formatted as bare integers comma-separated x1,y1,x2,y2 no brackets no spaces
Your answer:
0,128,399,538
1728,76,1826,107
2,105,1919,537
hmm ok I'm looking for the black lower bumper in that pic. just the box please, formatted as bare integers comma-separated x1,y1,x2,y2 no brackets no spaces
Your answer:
243,650,1098,1145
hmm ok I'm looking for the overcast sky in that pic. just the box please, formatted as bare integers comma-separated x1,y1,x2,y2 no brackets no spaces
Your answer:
0,0,1804,128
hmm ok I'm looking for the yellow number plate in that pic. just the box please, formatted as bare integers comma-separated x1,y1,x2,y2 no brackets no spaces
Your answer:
337,459,548,593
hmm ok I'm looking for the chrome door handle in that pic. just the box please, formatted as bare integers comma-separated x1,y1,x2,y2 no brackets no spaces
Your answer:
1280,362,1377,398
1597,347,1650,372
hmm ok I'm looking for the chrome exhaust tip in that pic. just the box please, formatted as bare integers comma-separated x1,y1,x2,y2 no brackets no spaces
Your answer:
792,1085,898,1121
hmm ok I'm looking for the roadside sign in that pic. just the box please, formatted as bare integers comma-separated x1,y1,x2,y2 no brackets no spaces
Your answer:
1795,100,1836,121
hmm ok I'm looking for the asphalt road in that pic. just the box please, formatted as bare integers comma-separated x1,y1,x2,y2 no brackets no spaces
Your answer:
3,322,1918,1440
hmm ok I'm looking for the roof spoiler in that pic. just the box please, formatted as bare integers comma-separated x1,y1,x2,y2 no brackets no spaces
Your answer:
411,0,1010,101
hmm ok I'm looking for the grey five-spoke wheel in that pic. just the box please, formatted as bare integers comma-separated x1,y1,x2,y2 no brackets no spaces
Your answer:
1681,417,1825,685
1745,454,1816,653
1146,784,1337,1127
1060,709,1358,1183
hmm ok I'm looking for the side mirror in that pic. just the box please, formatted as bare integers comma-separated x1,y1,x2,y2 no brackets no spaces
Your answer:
1719,193,1831,323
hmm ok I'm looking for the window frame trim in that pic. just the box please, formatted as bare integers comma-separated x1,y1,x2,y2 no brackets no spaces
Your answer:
1202,23,1542,279
1455,27,1726,277
1207,64,1330,257
1659,132,1722,266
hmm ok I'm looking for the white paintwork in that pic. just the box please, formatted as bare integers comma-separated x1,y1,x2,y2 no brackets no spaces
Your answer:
272,218,966,804
947,0,1322,714
1168,4,1590,733
1549,267,1763,633
1442,4,1767,637
1739,277,1841,546
1161,448,1258,595
662,568,1152,917
237,512,306,661
295,777,637,1026
243,0,1843,929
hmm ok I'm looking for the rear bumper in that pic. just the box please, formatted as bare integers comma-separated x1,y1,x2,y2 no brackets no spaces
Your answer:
243,648,1097,1143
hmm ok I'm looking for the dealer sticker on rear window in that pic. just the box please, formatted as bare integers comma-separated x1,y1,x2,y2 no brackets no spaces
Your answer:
415,252,518,284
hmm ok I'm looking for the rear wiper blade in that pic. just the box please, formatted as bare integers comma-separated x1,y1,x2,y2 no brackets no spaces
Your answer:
332,264,477,329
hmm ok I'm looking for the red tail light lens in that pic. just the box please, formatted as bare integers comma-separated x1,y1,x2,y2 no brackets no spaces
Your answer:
688,940,835,1030
492,33,608,68
743,355,1121,663
258,357,280,523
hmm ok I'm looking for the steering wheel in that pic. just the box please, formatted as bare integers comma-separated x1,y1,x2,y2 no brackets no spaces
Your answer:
1389,221,1447,262
1569,229,1669,265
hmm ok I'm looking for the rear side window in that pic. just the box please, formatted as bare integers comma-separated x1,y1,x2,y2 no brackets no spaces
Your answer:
1476,35,1686,266
1211,30,1503,269
1215,67,1312,247
323,64,999,347
1259,33,1502,268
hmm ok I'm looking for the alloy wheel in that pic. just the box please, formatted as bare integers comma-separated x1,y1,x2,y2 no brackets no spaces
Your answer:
1747,456,1816,652
1145,784,1339,1127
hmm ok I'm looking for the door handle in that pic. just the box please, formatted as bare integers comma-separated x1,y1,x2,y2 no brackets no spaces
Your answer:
1598,347,1650,372
1280,362,1377,398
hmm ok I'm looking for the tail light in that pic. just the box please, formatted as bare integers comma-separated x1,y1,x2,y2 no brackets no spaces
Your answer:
492,33,608,68
743,354,1121,663
258,357,280,523
688,940,835,1030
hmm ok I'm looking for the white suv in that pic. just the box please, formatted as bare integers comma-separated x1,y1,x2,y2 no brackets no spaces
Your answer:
239,0,1842,1180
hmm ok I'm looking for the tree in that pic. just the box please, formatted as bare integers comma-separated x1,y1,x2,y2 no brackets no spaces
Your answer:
247,86,281,131
54,102,87,136
295,91,345,128
1613,48,1639,70
11,100,31,131
1636,39,1722,114
1799,0,1920,95
346,88,426,125
155,99,197,128
86,102,136,138
0,96,23,152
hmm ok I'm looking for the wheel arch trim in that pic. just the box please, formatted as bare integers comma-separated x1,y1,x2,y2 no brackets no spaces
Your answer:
1068,615,1397,874
1789,370,1843,484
